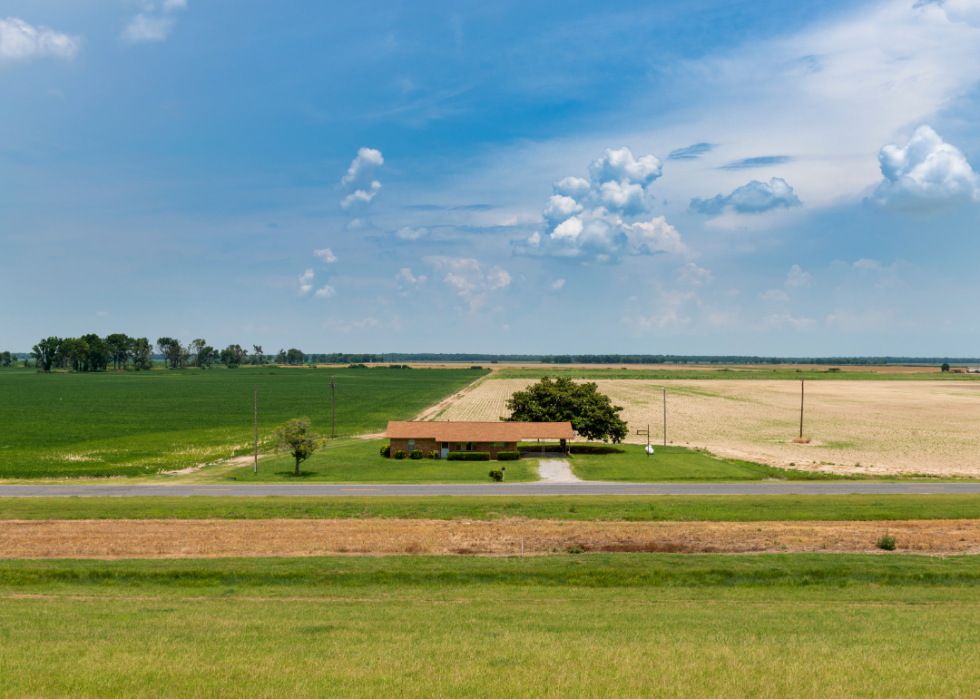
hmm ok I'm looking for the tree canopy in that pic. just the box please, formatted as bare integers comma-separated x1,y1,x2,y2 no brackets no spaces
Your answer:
504,376,628,443
273,417,325,476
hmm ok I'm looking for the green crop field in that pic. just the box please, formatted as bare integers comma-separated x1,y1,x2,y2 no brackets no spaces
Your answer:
0,366,486,478
2,554,980,697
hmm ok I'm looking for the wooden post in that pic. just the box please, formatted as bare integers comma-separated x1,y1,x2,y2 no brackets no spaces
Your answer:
799,379,804,439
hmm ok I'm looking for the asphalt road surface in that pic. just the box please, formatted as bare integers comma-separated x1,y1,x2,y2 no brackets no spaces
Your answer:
0,482,974,497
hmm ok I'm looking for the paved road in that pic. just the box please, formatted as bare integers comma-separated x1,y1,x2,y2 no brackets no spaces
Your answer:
0,482,974,497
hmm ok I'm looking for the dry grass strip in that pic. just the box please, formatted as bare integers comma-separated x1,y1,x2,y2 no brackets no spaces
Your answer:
3,519,980,559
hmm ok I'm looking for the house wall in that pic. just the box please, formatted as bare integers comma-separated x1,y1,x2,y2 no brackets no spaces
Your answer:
388,438,518,459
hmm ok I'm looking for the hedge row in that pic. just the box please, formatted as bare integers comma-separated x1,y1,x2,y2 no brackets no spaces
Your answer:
496,451,520,461
447,452,491,461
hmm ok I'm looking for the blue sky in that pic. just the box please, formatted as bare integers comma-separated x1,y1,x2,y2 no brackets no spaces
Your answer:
3,0,980,355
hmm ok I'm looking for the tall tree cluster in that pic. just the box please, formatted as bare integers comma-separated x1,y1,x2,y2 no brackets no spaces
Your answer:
31,335,154,372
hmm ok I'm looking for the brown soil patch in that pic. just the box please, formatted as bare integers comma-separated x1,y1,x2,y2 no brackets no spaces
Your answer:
3,519,980,559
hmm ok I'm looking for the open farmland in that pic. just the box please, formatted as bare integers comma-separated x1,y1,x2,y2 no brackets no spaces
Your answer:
0,366,485,479
442,378,980,477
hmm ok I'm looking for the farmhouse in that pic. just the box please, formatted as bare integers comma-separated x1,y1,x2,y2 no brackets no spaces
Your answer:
386,421,575,459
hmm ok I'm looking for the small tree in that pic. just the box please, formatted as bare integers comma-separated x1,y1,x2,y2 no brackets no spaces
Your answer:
505,376,628,442
941,363,950,372
273,417,325,476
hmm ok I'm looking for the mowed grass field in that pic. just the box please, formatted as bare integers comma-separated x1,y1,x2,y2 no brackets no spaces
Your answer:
2,555,980,697
443,376,980,478
223,437,540,483
0,366,485,478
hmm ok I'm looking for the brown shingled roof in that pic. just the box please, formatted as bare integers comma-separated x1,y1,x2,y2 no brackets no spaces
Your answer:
386,421,574,442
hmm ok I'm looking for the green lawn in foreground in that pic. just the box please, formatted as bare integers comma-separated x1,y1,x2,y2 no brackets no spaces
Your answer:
224,438,539,483
0,366,485,478
2,494,979,521
2,555,980,697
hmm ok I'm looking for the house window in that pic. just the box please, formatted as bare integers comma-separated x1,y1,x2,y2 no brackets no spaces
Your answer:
490,442,506,448
408,439,415,450
455,442,474,452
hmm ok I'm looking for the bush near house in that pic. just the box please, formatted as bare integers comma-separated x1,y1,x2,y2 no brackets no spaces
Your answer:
448,452,491,461
426,450,439,459
489,469,504,481
380,444,390,458
393,450,406,460
496,451,520,461
410,449,424,460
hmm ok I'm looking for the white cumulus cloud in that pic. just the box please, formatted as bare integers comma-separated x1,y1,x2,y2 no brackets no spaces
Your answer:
314,285,336,298
872,124,980,207
424,256,511,313
298,269,314,295
784,264,812,288
690,177,802,215
517,147,687,263
394,226,428,241
314,248,337,263
120,0,187,45
550,279,566,291
758,289,790,302
395,268,427,294
0,17,80,60
339,148,384,214
678,263,715,286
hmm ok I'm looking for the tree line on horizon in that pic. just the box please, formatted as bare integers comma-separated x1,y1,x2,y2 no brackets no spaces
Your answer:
27,335,316,372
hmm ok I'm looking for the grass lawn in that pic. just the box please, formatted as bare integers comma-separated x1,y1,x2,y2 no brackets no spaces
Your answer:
222,438,539,483
2,554,980,697
0,366,485,478
568,443,848,481
3,494,980,521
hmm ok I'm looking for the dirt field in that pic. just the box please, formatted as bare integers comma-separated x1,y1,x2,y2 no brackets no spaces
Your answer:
3,519,979,558
439,379,980,477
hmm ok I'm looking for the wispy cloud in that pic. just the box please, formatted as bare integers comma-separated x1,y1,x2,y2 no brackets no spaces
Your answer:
668,143,714,161
120,1,188,45
719,156,792,170
0,18,80,61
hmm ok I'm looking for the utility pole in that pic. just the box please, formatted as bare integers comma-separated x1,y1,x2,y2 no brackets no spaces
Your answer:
799,379,804,440
331,375,336,439
254,384,258,474
663,386,667,447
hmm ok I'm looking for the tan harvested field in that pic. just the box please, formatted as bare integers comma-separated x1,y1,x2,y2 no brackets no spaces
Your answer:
3,518,980,558
440,378,980,477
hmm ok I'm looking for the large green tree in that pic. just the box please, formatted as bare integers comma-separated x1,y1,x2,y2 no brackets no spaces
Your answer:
31,337,61,372
504,376,629,443
105,334,133,370
273,417,325,476
131,338,154,370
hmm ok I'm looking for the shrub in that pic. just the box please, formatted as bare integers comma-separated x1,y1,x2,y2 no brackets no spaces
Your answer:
393,449,406,460
348,363,367,369
470,365,483,370
877,533,896,551
226,363,239,369
448,451,491,461
409,449,424,460
427,450,438,459
496,451,520,461
942,362,951,372
488,469,504,482
827,367,841,372
380,444,390,458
